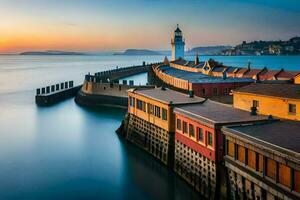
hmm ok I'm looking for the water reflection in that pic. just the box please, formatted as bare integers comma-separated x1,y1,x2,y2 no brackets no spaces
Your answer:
0,91,200,199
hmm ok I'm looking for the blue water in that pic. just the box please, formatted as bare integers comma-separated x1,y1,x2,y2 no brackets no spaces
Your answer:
0,55,299,199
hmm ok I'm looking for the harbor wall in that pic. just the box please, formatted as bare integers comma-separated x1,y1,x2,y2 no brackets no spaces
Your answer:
75,82,155,108
35,81,81,106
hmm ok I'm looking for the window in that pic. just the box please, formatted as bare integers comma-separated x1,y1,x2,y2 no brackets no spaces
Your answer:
183,121,188,134
238,145,246,163
202,89,206,95
295,170,300,193
247,149,256,169
207,132,213,146
253,100,259,108
154,106,161,118
147,103,154,114
198,128,203,142
258,154,264,173
213,88,218,95
176,119,182,131
129,97,135,107
289,104,296,114
162,108,167,120
137,99,143,111
278,164,291,187
266,158,276,180
227,140,235,157
189,124,195,138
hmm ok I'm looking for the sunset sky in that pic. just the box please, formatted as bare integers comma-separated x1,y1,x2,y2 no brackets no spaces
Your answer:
0,0,300,53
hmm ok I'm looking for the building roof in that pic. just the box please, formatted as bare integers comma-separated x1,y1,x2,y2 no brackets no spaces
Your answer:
243,68,265,78
259,70,281,80
158,65,253,84
212,66,227,72
193,62,205,69
223,120,300,156
132,87,205,105
276,70,300,80
172,59,187,66
235,67,249,75
233,83,300,100
185,61,196,67
174,100,267,127
171,59,205,69
226,67,240,73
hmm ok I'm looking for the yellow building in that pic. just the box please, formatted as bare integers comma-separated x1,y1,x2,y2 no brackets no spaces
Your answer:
223,120,300,200
128,87,204,132
295,74,300,84
127,87,204,165
233,83,300,121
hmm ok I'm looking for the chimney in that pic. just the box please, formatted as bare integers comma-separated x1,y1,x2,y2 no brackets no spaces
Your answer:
250,106,257,115
222,71,227,80
195,54,199,65
189,90,194,98
254,75,260,83
163,56,170,66
247,61,251,70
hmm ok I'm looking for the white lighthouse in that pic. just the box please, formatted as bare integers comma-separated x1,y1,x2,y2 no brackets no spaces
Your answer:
171,24,185,61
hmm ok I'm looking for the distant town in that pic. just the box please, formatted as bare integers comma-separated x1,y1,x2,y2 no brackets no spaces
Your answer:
220,37,300,56
114,37,300,56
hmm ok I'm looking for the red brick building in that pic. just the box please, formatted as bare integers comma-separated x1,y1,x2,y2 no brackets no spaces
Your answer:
173,100,267,199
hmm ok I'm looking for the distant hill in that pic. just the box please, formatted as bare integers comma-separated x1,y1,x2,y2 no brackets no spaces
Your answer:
114,49,161,56
20,50,86,55
157,50,171,55
187,46,232,55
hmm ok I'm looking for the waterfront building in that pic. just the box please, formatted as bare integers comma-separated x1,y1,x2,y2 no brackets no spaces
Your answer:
171,25,185,61
168,57,300,82
170,58,205,73
152,64,253,98
201,59,240,77
223,120,300,200
257,69,283,81
233,83,300,121
242,67,267,79
234,66,251,78
173,100,268,199
294,74,300,84
275,70,300,81
126,87,204,166
257,69,299,81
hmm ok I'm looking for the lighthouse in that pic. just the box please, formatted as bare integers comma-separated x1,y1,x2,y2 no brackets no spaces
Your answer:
171,24,185,61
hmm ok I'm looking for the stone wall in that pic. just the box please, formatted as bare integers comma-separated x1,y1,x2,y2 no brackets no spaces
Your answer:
118,113,174,167
174,139,216,199
76,82,155,108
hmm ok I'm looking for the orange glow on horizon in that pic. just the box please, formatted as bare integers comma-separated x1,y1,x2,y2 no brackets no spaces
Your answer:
0,25,171,53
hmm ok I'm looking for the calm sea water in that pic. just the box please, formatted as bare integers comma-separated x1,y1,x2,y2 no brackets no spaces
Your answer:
0,55,299,200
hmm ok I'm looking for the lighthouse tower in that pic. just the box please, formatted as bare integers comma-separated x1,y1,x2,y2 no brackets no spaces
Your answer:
171,24,185,61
